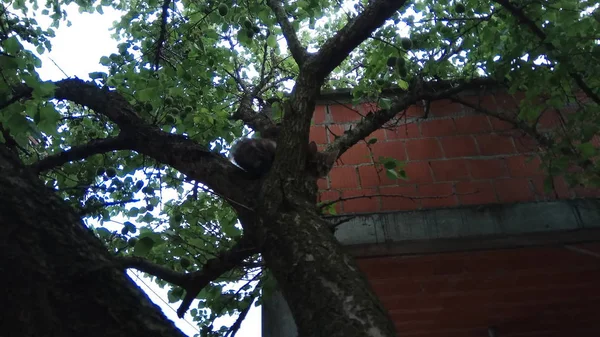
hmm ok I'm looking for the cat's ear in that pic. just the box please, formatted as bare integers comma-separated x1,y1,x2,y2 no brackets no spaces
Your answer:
322,149,339,170
308,141,318,154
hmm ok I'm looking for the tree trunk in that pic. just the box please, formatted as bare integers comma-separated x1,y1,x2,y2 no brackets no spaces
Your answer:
0,144,186,337
252,189,398,337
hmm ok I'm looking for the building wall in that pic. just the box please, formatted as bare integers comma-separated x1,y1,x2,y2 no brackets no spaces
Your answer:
358,243,600,337
311,92,599,214
262,91,600,337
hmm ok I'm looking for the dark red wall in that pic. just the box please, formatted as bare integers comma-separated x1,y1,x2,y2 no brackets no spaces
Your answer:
311,92,600,336
357,243,600,337
311,92,599,214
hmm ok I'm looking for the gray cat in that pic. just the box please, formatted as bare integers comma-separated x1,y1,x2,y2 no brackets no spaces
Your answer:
231,125,338,178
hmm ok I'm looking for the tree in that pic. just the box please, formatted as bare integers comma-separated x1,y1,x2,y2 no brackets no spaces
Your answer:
0,0,599,336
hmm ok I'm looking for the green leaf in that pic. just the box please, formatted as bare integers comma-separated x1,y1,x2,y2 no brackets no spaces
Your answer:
267,35,277,48
95,227,111,239
578,142,596,159
133,236,155,257
3,36,22,54
99,56,111,65
385,168,399,180
124,221,137,233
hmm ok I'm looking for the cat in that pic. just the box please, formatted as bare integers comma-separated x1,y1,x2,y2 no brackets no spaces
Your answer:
231,125,338,178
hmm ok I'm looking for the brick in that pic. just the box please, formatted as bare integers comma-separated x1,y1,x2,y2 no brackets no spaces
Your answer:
494,178,535,203
360,102,379,114
402,105,425,118
488,116,515,131
385,123,420,139
550,176,573,199
326,124,348,141
339,142,372,165
318,189,339,201
454,115,492,134
419,183,457,208
440,136,479,158
512,132,540,153
506,155,543,177
468,159,508,179
461,94,497,112
455,181,498,205
420,119,456,137
329,166,359,189
380,185,420,211
530,176,573,200
309,126,327,144
317,190,341,214
406,138,443,160
494,92,524,110
317,176,328,190
538,110,564,130
475,134,516,155
341,188,379,213
371,140,406,161
313,105,327,124
430,159,470,181
429,99,464,117
574,185,600,198
403,161,434,183
329,104,362,123
367,128,386,143
358,165,400,187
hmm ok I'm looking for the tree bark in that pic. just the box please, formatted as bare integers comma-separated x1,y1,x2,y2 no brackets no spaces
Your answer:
0,144,186,337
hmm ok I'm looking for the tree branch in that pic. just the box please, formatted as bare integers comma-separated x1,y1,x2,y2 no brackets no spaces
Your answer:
266,0,308,66
174,237,258,318
307,0,409,81
43,78,258,213
154,0,172,71
117,256,188,287
231,94,275,134
116,236,258,318
327,78,498,157
29,136,131,173
493,0,600,105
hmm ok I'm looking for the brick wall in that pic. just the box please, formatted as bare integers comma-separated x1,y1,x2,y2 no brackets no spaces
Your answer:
357,243,600,337
312,92,600,214
310,92,600,337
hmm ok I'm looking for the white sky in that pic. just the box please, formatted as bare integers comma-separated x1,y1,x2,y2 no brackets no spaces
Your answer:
29,4,261,337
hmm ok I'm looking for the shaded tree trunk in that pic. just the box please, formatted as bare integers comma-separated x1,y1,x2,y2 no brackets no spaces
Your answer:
0,144,186,337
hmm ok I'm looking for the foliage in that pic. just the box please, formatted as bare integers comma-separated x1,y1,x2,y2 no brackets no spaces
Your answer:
1,0,599,335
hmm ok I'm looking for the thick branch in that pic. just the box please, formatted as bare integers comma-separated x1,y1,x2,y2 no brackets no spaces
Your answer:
154,0,172,71
266,0,308,66
307,0,409,81
29,136,130,173
493,0,600,105
116,237,258,318
47,78,257,212
118,256,188,286
175,237,258,318
231,94,275,134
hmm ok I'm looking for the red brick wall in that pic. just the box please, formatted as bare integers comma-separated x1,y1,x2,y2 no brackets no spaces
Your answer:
312,93,600,214
311,93,600,337
356,243,600,337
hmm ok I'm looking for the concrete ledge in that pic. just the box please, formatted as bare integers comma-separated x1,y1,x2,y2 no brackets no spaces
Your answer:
345,228,600,258
332,199,600,249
